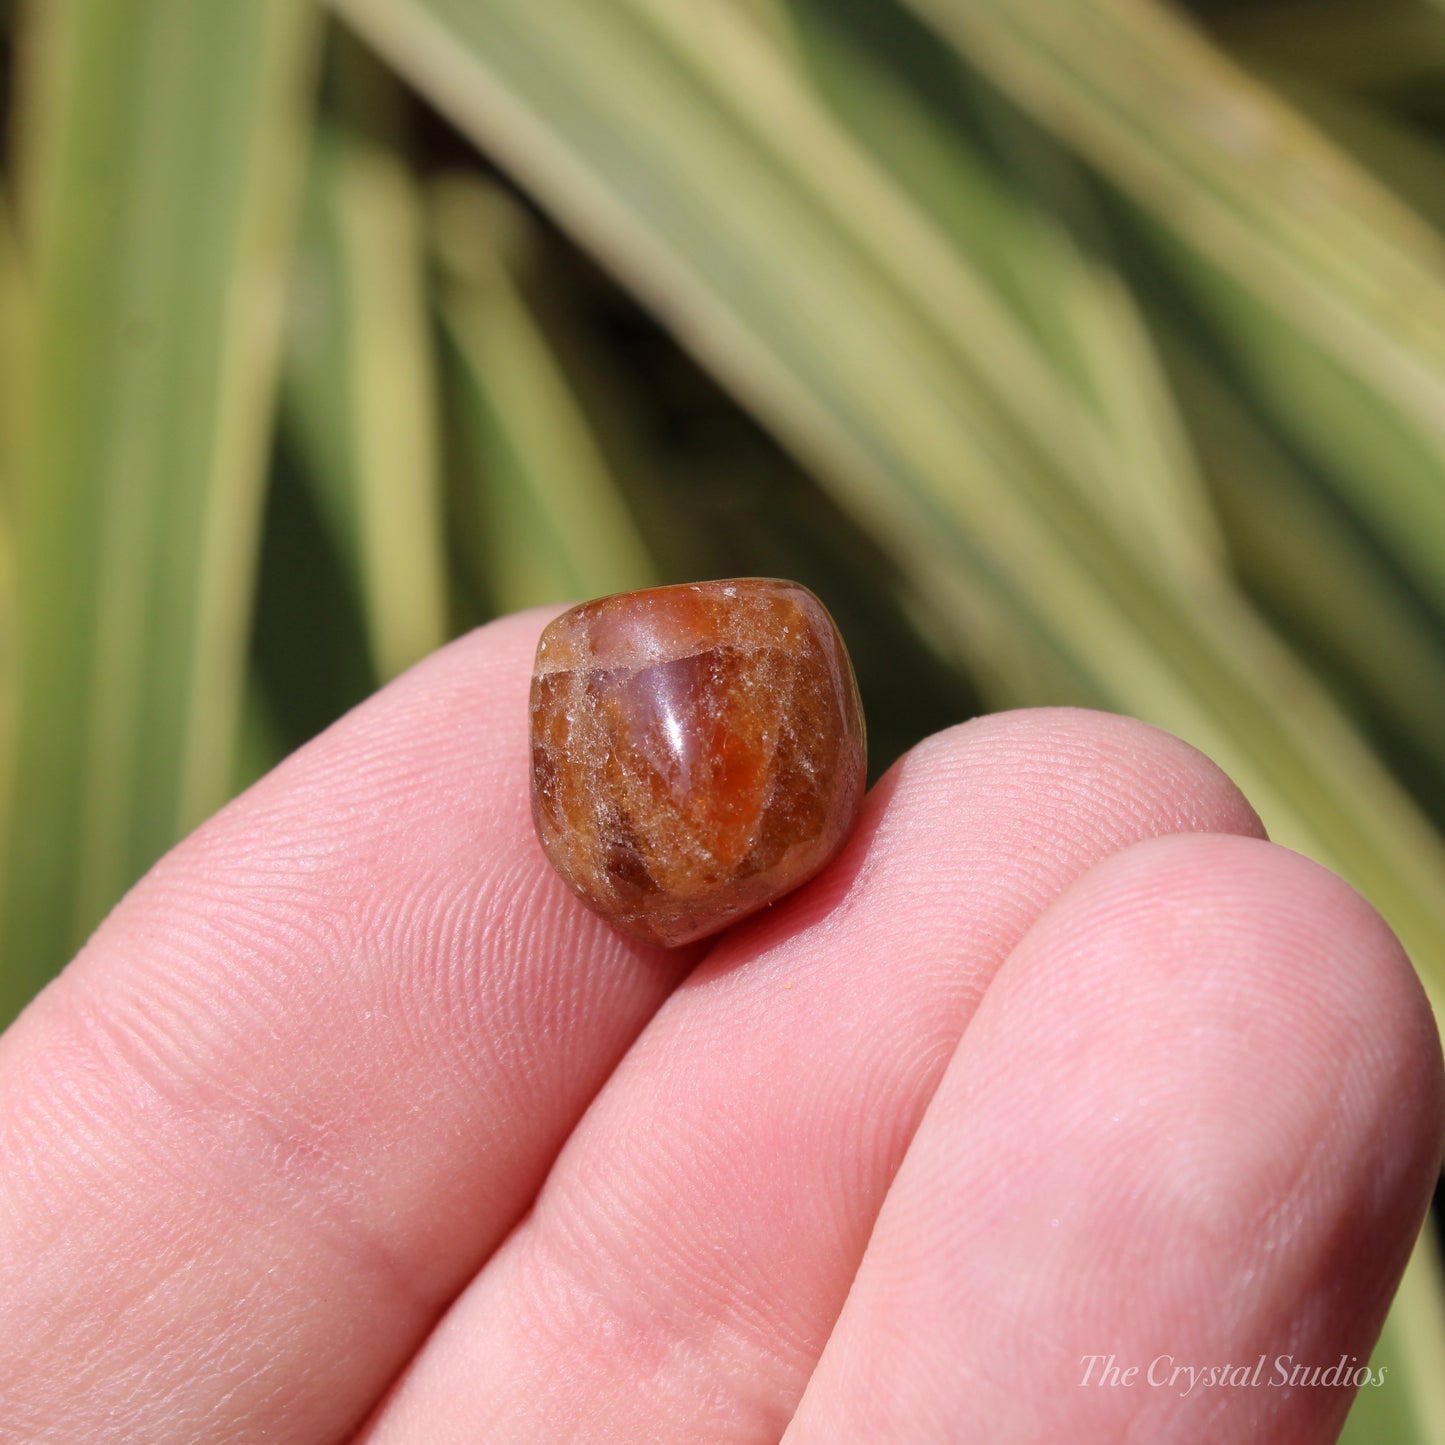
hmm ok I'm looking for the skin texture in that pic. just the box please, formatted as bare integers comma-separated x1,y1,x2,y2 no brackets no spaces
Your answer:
0,608,1440,1444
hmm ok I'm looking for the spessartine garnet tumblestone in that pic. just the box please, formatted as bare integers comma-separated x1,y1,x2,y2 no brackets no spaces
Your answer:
529,579,867,947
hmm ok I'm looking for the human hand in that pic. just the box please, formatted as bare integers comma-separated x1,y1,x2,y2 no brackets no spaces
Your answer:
1,611,1439,1443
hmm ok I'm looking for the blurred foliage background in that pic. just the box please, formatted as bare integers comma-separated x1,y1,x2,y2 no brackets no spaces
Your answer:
2,0,1445,1436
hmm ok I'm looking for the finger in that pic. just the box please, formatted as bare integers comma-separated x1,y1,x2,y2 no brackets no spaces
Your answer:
0,611,703,1443
786,833,1445,1445
359,708,1266,1442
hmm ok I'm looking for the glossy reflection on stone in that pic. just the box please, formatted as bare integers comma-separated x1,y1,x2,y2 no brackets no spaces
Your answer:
529,579,867,946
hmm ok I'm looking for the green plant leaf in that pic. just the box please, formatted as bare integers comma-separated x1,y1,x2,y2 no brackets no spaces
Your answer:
779,0,1224,582
0,196,18,1020
1217,0,1445,98
433,176,658,612
0,0,319,1015
897,0,1445,627
1242,70,1445,240
0,190,25,517
1340,1229,1445,1445
1161,327,1445,804
282,59,448,683
325,0,1445,1019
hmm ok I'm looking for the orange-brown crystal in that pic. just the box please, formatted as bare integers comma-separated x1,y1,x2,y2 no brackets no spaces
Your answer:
529,579,867,946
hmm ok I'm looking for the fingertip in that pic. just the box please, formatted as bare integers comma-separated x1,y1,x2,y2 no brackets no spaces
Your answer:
1067,833,1444,1199
789,830,1442,1445
732,706,1267,963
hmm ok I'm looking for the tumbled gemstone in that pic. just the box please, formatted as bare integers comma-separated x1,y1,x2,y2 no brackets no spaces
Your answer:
529,579,867,946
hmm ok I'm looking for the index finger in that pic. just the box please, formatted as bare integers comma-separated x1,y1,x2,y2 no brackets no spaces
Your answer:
0,610,701,1443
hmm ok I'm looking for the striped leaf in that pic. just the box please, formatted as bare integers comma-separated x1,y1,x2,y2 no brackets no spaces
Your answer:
283,107,449,684
0,0,318,1014
325,0,1445,1007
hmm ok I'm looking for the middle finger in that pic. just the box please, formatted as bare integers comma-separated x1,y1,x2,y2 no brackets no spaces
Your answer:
362,708,1264,1442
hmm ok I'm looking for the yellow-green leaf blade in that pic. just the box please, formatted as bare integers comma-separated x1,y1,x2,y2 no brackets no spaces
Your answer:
285,111,449,684
1,0,318,1013
898,0,1445,622
434,177,658,612
326,0,1445,1034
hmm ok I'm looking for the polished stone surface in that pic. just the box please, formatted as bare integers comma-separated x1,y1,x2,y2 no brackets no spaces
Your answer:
529,579,867,946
